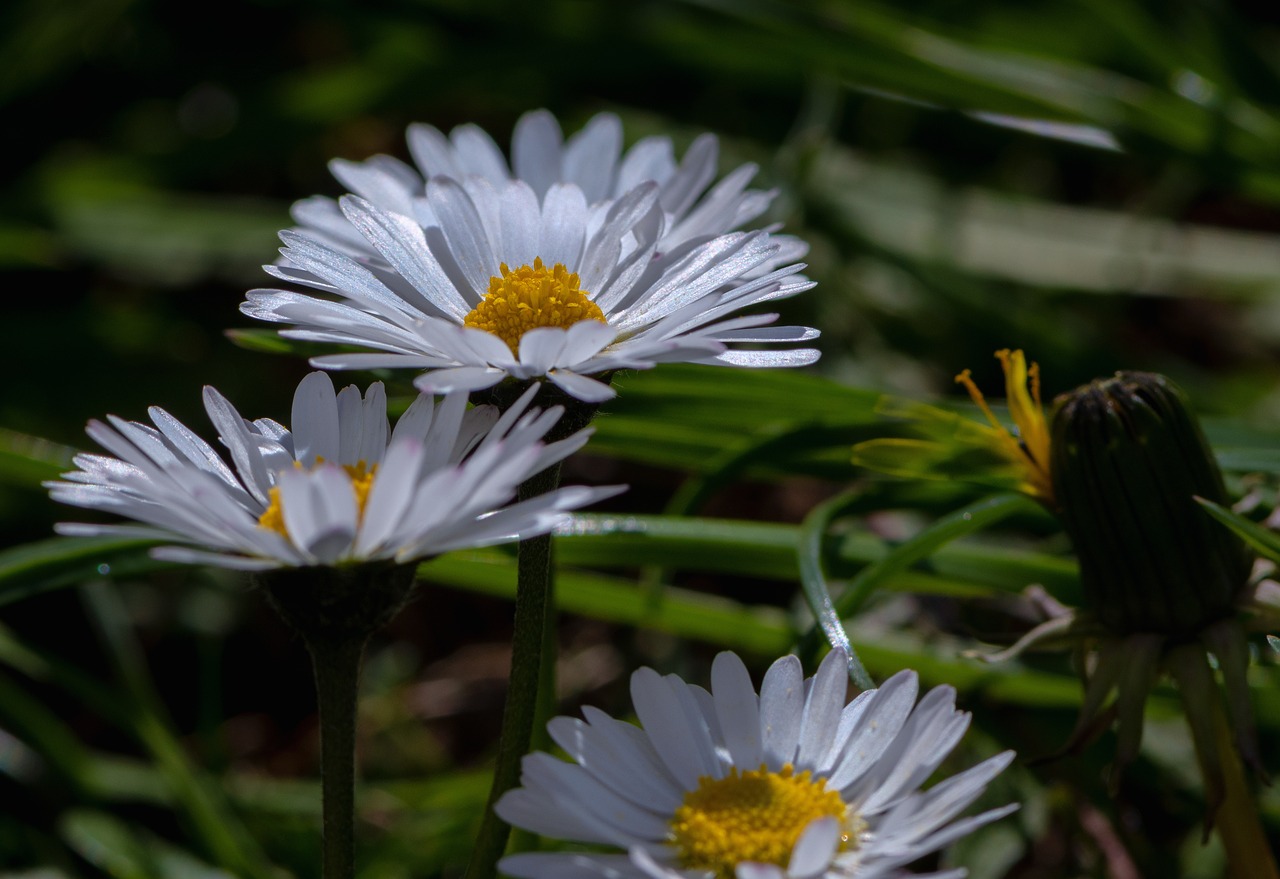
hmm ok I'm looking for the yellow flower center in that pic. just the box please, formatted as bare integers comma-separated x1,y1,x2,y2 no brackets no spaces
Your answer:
257,459,377,537
956,348,1053,503
669,764,856,878
462,257,607,353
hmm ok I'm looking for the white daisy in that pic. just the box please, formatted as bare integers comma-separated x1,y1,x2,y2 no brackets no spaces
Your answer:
291,108,809,271
243,175,820,402
47,372,621,570
495,649,1016,879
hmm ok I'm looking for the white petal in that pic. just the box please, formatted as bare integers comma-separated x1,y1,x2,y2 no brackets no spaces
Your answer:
616,136,676,195
660,133,717,219
708,349,822,368
578,183,659,293
517,327,570,375
328,157,416,215
406,123,460,179
358,382,389,465
759,655,804,770
711,651,763,770
335,383,364,465
426,175,498,296
412,366,508,395
278,465,357,563
389,392,437,446
499,180,543,269
546,715,683,815
355,438,423,556
787,817,840,879
450,123,511,183
512,109,564,199
538,184,588,268
202,387,272,505
290,371,340,466
339,196,470,319
548,369,616,402
150,546,279,571
563,112,622,203
827,670,920,793
796,648,849,770
630,668,717,789
735,865,784,879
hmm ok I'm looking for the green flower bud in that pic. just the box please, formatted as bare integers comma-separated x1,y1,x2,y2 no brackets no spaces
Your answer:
1050,372,1251,637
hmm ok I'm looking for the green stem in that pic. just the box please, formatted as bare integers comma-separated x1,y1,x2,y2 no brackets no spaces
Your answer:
306,632,365,879
466,462,562,879
1214,700,1279,879
257,563,416,879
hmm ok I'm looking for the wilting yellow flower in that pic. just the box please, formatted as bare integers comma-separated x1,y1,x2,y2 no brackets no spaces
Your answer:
851,348,1055,504
954,349,1053,504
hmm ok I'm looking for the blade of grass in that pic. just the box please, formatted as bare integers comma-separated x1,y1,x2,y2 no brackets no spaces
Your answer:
794,489,871,685
832,493,1041,619
79,582,276,879
420,550,1088,708
1196,497,1280,565
0,536,166,605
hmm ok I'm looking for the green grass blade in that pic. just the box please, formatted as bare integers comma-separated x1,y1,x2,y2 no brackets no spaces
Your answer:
79,583,277,879
1196,497,1280,565
0,536,167,606
833,493,1041,619
796,489,874,687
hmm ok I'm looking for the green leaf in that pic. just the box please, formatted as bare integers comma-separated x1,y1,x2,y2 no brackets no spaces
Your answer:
796,489,874,687
832,493,1041,619
0,536,168,606
0,669,95,791
224,327,332,359
59,809,236,879
59,810,156,879
1196,497,1280,565
79,583,278,879
560,513,1078,600
420,551,794,656
421,548,1087,706
0,427,77,487
559,515,800,580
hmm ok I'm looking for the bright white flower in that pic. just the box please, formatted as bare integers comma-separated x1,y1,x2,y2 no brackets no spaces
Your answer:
495,649,1016,879
47,373,621,570
290,108,809,271
244,175,819,402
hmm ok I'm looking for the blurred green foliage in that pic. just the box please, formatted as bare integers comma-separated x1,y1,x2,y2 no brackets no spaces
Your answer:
5,0,1280,876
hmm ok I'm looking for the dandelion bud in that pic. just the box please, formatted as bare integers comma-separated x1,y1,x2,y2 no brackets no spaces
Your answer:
1050,371,1251,637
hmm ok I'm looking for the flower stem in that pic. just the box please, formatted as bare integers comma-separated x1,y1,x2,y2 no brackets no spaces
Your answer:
307,632,365,879
1214,700,1279,879
466,462,562,879
257,564,417,879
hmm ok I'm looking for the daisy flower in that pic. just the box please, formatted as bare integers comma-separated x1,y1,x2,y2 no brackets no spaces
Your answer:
47,372,621,570
244,174,819,402
495,649,1016,879
291,108,809,271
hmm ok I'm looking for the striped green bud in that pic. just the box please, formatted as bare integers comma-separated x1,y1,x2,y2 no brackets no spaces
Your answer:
1050,372,1251,637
